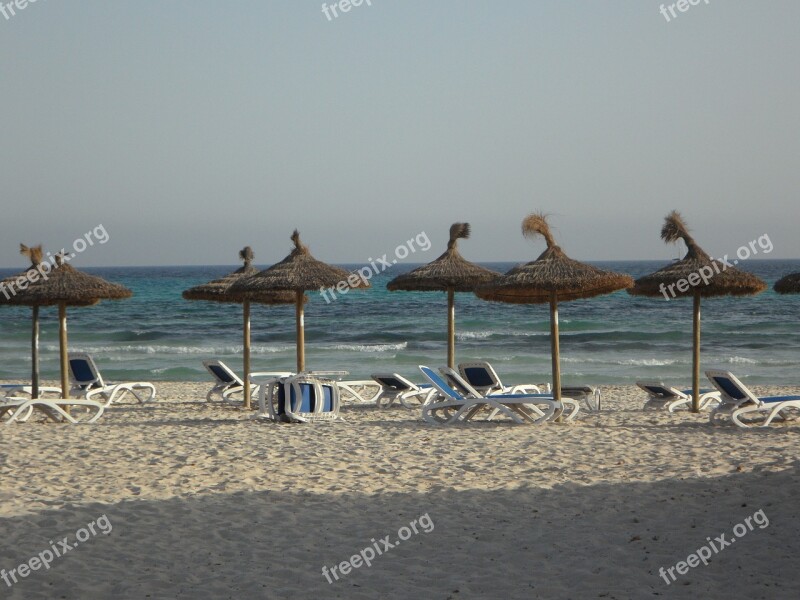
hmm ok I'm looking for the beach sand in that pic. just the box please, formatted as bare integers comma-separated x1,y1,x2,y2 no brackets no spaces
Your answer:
1,381,799,599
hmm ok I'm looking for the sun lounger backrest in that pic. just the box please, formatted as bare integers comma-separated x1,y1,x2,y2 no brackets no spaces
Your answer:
68,354,103,389
278,383,312,414
205,361,238,385
319,384,335,412
440,367,484,398
458,362,502,391
636,382,678,399
275,377,338,418
282,380,336,413
462,367,494,388
706,370,759,404
419,366,464,401
371,374,413,392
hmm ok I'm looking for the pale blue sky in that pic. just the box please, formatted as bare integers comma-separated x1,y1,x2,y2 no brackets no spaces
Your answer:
1,1,798,266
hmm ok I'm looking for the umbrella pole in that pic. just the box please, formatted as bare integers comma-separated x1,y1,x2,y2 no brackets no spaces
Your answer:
243,300,251,410
549,293,561,400
295,291,305,373
32,305,40,399
58,303,69,404
692,290,701,413
447,288,455,369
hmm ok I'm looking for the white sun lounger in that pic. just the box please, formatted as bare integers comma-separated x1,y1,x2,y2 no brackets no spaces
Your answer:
1,395,104,425
336,380,383,404
257,374,341,423
202,360,293,404
457,361,549,395
419,365,560,425
636,381,720,412
706,370,800,428
69,353,156,408
441,366,579,422
370,373,437,408
1,384,63,398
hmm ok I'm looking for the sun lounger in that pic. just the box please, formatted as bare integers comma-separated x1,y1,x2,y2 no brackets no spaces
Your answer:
1,395,104,425
441,366,579,422
203,360,249,403
336,380,383,404
706,370,800,428
456,363,597,413
636,381,720,412
1,384,62,398
457,361,549,396
370,373,437,408
202,360,292,404
419,365,560,425
257,374,341,423
68,352,156,408
560,385,602,412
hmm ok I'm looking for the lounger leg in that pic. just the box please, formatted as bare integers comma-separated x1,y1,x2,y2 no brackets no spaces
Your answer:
666,398,690,413
761,405,799,427
731,405,760,428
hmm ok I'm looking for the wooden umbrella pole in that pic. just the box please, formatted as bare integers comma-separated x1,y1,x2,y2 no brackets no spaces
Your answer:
32,305,40,399
549,293,561,400
447,288,455,369
58,303,69,402
295,291,305,373
692,290,701,413
243,300,251,410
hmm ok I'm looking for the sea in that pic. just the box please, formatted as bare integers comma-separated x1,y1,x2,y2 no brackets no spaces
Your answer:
1,260,798,386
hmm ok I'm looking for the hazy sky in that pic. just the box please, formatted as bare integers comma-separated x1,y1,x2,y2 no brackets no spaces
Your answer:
1,1,798,267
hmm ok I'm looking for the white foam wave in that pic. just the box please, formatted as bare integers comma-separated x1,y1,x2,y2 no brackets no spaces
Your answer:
456,331,492,340
724,356,757,364
562,357,680,366
618,358,678,367
51,344,295,356
321,342,407,353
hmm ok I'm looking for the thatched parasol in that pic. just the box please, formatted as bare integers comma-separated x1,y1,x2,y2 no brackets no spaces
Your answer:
476,214,633,400
230,230,369,372
387,223,500,367
182,247,296,409
628,211,767,411
0,244,132,400
774,272,800,294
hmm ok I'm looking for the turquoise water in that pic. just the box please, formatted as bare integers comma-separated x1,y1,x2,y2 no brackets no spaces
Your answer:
1,261,798,386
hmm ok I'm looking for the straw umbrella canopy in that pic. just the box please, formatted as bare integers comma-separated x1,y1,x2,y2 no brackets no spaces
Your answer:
475,214,634,400
628,211,767,411
774,272,800,294
182,246,296,409
0,244,132,400
387,223,500,368
230,230,369,372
